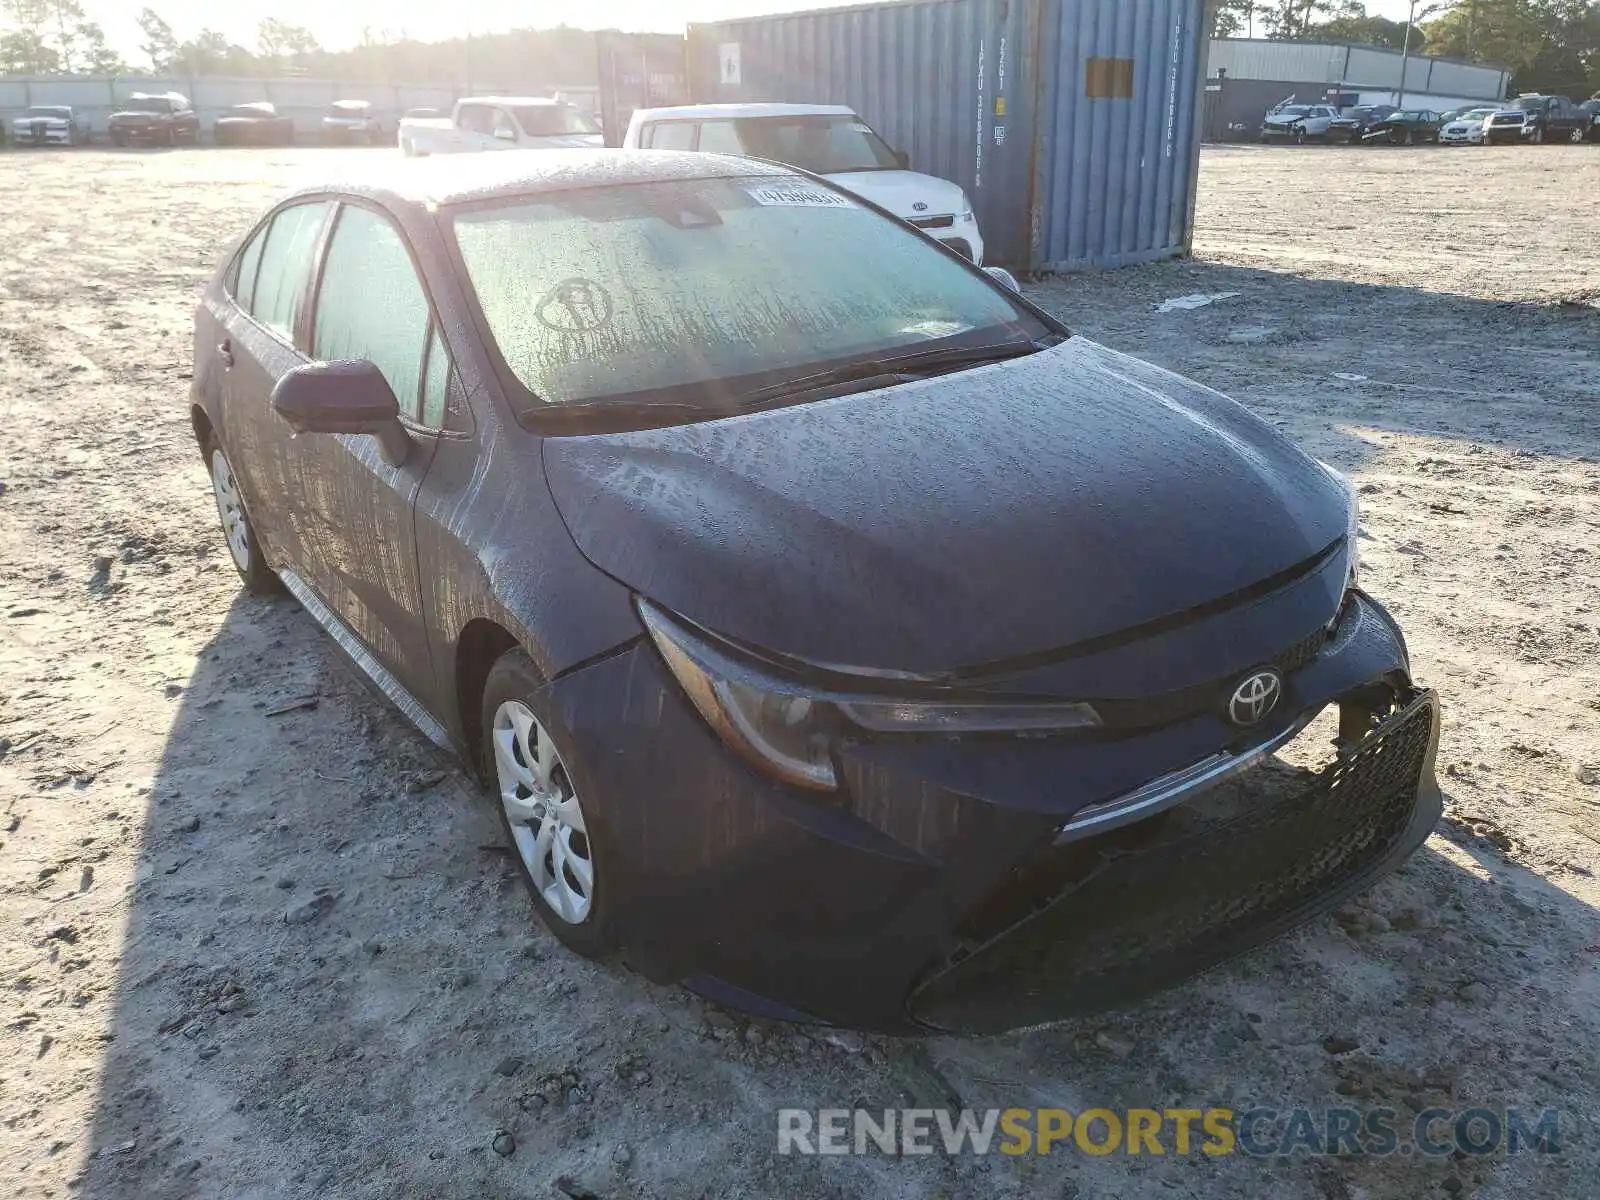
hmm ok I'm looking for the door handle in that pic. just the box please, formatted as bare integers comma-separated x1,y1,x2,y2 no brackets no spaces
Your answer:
217,338,233,368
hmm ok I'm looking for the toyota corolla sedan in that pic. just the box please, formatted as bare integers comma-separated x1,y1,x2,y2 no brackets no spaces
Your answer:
190,151,1441,1034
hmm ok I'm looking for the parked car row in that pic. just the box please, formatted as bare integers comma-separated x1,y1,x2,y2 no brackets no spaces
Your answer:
1258,93,1598,146
3,93,395,149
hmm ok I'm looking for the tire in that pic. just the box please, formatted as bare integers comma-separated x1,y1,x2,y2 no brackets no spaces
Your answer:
1570,126,1586,144
1531,125,1544,144
111,130,125,148
481,649,614,957
205,438,279,595
1293,126,1306,145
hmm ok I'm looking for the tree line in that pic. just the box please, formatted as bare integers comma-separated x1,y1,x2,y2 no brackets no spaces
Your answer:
0,4,604,86
1211,1,1599,99
3,1,1596,101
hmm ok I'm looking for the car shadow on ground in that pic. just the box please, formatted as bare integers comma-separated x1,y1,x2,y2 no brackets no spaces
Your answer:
1027,259,1598,470
72,591,1599,1197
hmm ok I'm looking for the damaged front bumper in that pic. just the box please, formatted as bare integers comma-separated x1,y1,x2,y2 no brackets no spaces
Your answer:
909,686,1440,1032
544,591,1440,1034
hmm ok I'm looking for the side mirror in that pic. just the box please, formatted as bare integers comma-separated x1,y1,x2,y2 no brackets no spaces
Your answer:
493,125,517,141
893,148,910,169
271,360,411,466
984,265,1021,293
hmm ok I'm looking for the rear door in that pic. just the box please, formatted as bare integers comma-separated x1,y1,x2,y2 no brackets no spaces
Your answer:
215,199,332,572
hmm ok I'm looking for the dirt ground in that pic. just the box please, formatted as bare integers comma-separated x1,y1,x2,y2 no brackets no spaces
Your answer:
1,143,1597,1200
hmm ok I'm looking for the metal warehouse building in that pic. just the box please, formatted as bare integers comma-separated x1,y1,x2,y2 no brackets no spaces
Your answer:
1202,38,1510,139
679,0,1210,274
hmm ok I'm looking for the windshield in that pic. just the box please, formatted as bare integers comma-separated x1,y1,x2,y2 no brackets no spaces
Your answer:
511,105,600,136
451,176,1047,416
726,115,900,174
124,97,173,113
1276,106,1312,117
1511,98,1545,111
1395,111,1424,121
229,105,270,118
327,104,367,117
24,107,70,118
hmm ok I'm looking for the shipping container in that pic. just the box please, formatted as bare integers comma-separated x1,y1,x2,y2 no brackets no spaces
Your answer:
596,31,694,146
682,0,1209,273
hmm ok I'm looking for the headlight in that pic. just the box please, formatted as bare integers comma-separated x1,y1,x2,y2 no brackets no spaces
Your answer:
638,599,837,790
1318,460,1360,589
637,599,1101,791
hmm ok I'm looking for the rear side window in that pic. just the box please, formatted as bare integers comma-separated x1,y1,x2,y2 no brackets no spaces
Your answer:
646,122,695,150
250,201,329,341
312,205,432,423
231,225,268,311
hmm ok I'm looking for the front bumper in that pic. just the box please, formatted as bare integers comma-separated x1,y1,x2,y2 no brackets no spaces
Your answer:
545,591,1439,1033
11,123,71,145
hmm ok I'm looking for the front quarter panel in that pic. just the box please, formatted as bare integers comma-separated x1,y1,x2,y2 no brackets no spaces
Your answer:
397,207,641,741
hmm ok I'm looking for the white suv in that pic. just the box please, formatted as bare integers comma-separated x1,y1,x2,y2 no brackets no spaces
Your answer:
622,103,984,264
1260,103,1340,142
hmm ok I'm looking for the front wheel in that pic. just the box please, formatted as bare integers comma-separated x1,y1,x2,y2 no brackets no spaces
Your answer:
1531,125,1544,144
482,650,613,957
1570,126,1587,144
207,440,279,594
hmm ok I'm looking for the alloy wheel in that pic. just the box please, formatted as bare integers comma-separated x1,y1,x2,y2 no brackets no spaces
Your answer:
492,700,594,925
210,448,252,572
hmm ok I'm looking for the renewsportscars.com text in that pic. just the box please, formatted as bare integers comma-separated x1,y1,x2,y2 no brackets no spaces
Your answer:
777,1106,1561,1158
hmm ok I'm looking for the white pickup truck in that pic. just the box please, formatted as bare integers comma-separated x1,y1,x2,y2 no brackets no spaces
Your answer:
398,96,603,156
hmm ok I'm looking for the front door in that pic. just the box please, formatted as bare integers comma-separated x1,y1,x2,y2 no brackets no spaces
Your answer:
291,200,450,701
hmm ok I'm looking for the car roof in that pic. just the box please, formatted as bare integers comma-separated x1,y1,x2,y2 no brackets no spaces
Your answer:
632,102,857,121
330,99,370,108
280,148,800,211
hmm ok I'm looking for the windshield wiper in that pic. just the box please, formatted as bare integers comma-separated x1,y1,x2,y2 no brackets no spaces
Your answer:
522,398,720,433
729,338,1046,408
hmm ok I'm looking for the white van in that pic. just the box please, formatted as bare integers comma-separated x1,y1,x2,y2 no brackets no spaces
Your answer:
622,102,984,264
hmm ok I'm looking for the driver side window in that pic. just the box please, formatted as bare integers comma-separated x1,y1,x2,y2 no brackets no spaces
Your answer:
458,104,492,135
313,205,429,423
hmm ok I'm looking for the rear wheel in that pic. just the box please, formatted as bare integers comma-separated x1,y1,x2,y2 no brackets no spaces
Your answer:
1570,125,1587,144
206,440,279,594
482,650,614,957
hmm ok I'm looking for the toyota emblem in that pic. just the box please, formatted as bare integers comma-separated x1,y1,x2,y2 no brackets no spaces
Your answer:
912,201,929,212
1227,669,1283,727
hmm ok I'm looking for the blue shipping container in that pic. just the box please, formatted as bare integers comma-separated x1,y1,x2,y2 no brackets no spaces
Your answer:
687,0,1208,273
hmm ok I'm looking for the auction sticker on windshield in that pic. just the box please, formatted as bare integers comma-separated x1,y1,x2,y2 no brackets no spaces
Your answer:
744,183,856,208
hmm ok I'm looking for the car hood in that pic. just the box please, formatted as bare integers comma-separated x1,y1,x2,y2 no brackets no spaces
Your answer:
1263,114,1308,125
527,132,605,147
822,169,967,220
543,338,1347,675
14,116,68,125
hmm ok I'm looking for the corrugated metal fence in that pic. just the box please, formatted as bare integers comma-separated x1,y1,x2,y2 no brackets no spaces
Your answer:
0,75,599,138
686,0,1207,273
1207,39,1509,101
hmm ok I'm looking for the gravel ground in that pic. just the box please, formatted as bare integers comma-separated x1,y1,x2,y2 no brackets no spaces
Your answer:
1,144,1597,1200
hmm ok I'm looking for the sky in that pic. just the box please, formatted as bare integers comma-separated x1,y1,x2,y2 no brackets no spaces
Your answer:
84,0,1425,63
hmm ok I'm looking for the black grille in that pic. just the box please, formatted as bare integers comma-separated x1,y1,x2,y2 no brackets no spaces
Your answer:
910,214,955,229
910,690,1438,1032
1092,625,1330,731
